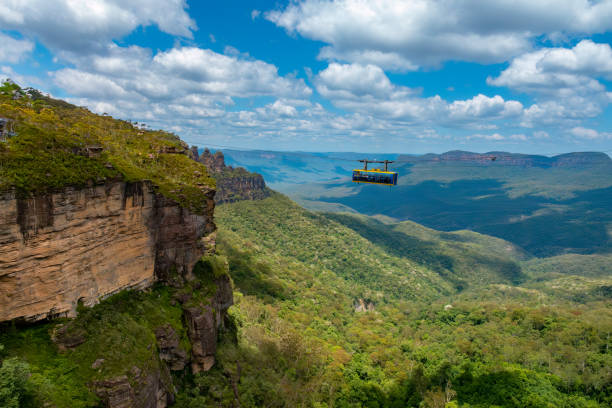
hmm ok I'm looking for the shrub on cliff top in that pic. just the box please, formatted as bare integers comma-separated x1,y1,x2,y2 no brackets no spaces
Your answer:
0,80,215,213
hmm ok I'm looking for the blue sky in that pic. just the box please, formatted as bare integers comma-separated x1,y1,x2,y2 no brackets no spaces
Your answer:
1,0,611,154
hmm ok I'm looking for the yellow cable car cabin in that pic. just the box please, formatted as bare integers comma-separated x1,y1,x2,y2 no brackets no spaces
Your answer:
352,159,397,186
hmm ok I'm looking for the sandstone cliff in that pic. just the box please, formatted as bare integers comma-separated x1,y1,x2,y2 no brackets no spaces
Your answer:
196,148,270,204
0,180,215,322
0,83,236,408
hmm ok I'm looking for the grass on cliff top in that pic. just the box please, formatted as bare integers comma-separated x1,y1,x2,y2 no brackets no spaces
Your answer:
0,81,214,212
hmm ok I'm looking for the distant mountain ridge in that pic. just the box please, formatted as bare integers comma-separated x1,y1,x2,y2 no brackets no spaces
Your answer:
404,150,611,168
218,149,611,257
219,149,612,189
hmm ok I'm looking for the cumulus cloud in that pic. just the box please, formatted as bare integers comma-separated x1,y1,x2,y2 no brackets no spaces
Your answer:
0,0,195,53
266,0,612,70
46,43,313,146
152,47,311,97
315,63,396,99
448,94,523,121
0,32,33,63
318,48,418,72
488,40,612,93
466,133,505,141
489,40,612,127
314,63,524,127
570,127,611,139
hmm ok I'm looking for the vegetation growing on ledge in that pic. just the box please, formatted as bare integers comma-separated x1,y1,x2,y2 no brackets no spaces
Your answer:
0,80,214,212
0,284,205,407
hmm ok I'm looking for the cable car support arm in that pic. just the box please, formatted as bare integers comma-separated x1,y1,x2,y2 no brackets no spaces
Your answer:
358,159,395,171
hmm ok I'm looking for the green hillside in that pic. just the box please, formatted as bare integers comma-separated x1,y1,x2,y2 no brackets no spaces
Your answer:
0,81,213,211
216,192,453,300
521,254,612,303
323,212,527,289
175,193,612,407
523,254,612,278
2,191,610,407
172,194,612,408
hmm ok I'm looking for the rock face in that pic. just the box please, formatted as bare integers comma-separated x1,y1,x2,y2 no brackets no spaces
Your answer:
0,180,215,322
199,148,226,174
180,273,233,374
354,298,375,312
155,324,188,371
197,148,270,204
94,364,175,408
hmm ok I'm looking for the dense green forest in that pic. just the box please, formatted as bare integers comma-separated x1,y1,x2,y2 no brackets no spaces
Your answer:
2,192,611,407
175,194,612,407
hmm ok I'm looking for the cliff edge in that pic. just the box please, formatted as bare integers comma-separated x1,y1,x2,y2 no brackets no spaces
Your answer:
195,148,270,204
0,81,218,323
0,180,215,322
0,81,234,407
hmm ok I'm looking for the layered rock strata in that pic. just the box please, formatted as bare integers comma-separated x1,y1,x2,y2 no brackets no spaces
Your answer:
197,148,270,204
181,273,233,374
94,363,175,408
0,180,215,322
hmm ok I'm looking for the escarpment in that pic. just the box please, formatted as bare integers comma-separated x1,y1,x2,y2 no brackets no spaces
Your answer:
0,180,215,322
0,83,237,408
195,147,270,204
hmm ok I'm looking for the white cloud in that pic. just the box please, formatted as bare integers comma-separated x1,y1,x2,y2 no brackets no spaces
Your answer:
54,69,130,99
0,0,195,52
448,94,523,121
153,47,311,97
315,63,395,99
265,100,299,117
0,33,33,63
570,127,611,139
48,44,312,141
466,133,505,141
318,48,418,72
488,40,612,93
266,0,612,70
489,40,612,126
314,63,524,126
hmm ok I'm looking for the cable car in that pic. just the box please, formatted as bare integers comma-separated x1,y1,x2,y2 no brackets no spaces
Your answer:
352,159,397,186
